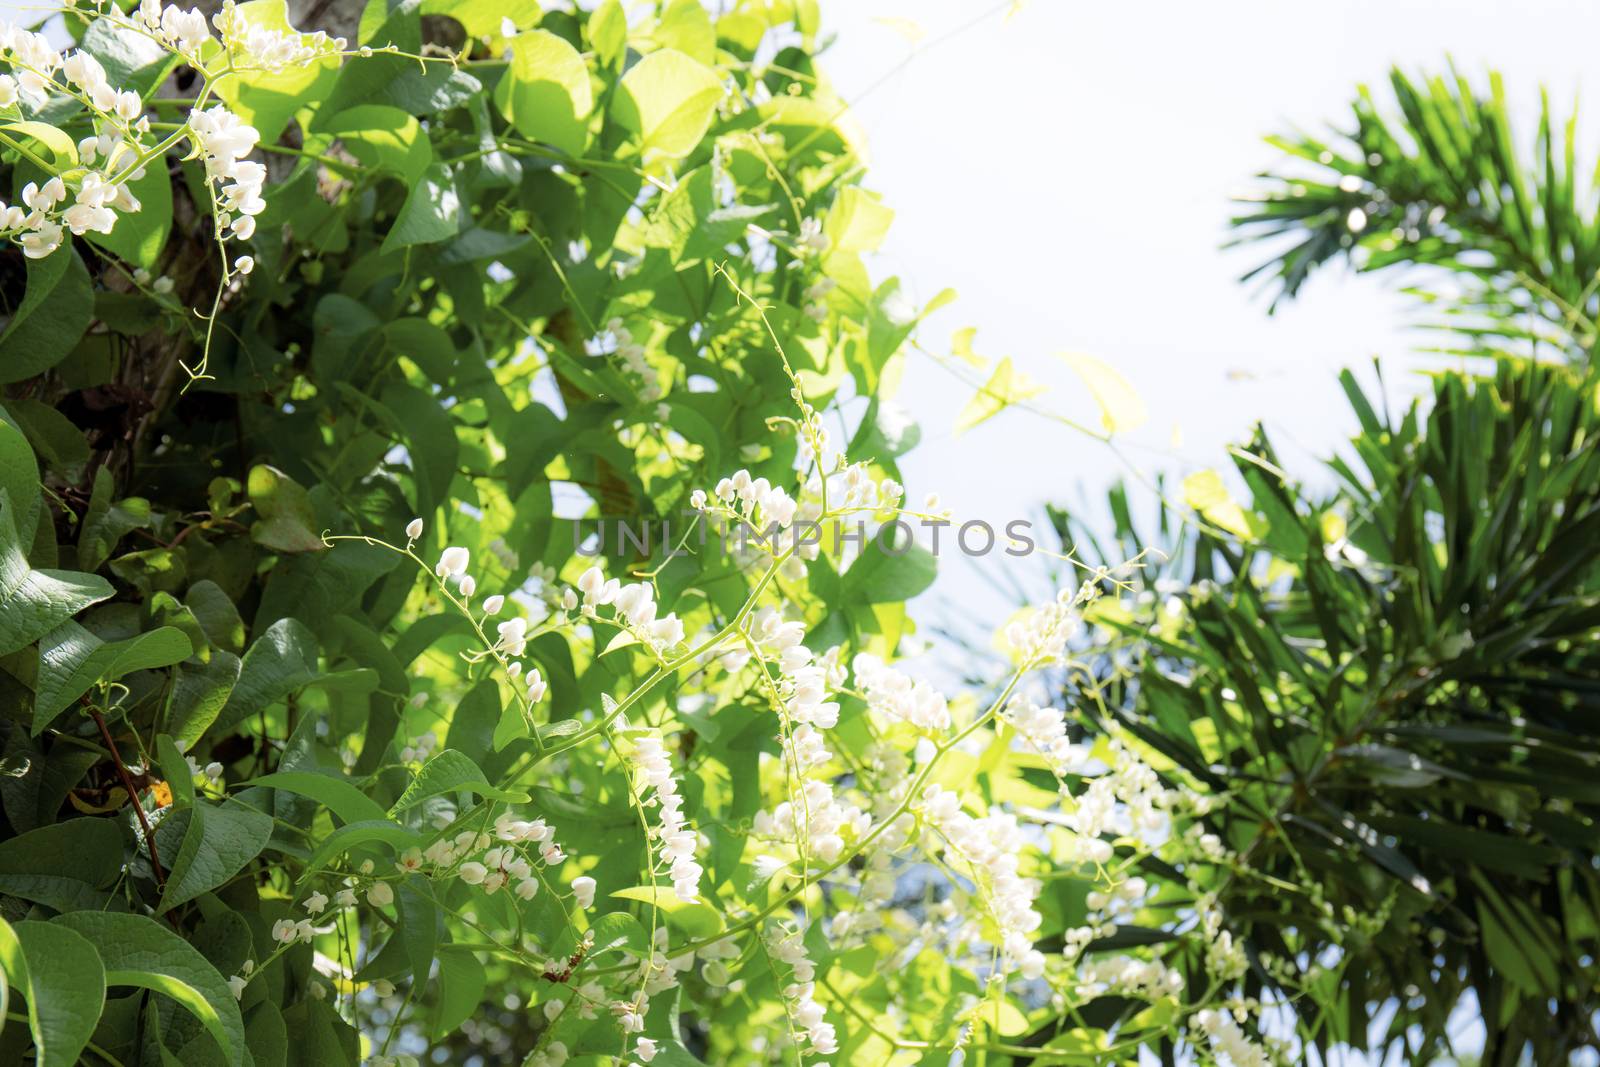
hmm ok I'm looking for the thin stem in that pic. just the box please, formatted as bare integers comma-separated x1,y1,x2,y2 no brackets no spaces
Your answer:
89,705,166,887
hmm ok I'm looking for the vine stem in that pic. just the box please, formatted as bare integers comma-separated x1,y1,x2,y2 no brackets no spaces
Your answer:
89,704,166,886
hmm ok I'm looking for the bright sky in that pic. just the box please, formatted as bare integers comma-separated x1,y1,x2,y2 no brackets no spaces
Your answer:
818,0,1600,632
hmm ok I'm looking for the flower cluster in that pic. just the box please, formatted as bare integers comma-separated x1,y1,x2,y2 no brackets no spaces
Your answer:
801,276,834,322
433,541,550,700
1074,954,1185,1000
853,652,951,733
628,731,702,902
999,696,1097,776
919,785,1044,978
1194,1006,1273,1067
211,0,344,71
576,565,684,652
689,468,817,574
404,814,573,903
766,925,839,1056
795,216,830,255
189,104,266,242
588,317,660,403
0,25,153,257
0,1,340,263
1003,588,1085,664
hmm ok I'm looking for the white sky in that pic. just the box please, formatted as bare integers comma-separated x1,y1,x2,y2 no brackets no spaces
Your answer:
818,0,1600,631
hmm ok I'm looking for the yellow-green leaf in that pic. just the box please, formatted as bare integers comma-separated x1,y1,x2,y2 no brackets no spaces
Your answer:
492,29,593,157
956,356,1046,435
613,49,723,161
1181,468,1259,541
825,186,894,255
611,885,723,937
1056,351,1147,435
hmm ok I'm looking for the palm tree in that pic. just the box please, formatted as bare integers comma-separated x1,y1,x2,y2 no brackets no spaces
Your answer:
1230,66,1600,362
1038,69,1600,1065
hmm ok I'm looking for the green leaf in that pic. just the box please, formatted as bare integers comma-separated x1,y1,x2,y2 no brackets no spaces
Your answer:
493,29,593,157
214,618,319,730
243,1001,287,1067
2,398,88,472
420,0,527,38
1055,351,1147,435
381,382,459,516
587,910,647,957
396,874,436,988
388,749,529,815
588,0,627,67
323,105,433,184
53,912,245,1067
0,818,123,912
0,494,114,658
33,622,195,734
247,771,388,825
11,920,106,1067
158,799,274,911
77,466,152,572
0,247,93,385
186,580,247,654
429,948,485,1039
0,411,40,546
654,0,715,63
383,317,458,384
248,465,325,554
379,163,461,253
156,733,196,808
165,652,242,750
0,121,79,167
302,820,422,878
82,16,178,95
610,886,723,938
612,49,723,160
843,537,937,604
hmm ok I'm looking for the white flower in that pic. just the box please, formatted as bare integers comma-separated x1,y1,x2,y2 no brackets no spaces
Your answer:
20,222,63,260
405,517,424,540
797,216,830,253
366,882,394,907
514,877,539,900
634,1038,657,1063
526,668,547,703
483,594,504,614
458,861,487,885
234,255,254,275
271,918,298,943
228,974,247,999
571,875,596,909
302,890,328,915
435,546,469,577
